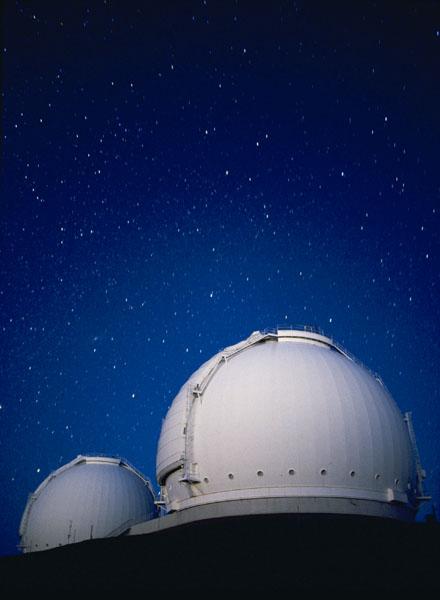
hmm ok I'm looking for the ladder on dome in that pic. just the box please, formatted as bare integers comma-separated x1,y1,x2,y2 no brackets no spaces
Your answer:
404,412,431,503
180,330,276,483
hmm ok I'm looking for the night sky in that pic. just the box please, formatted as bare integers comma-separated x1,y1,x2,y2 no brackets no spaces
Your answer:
1,0,439,556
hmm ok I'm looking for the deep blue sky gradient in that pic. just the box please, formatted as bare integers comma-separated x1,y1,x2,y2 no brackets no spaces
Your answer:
1,0,439,556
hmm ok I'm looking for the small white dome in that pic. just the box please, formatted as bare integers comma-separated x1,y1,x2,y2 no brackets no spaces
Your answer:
19,455,158,552
156,328,422,521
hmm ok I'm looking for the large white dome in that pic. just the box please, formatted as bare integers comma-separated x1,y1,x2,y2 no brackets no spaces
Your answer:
19,455,158,553
156,328,425,521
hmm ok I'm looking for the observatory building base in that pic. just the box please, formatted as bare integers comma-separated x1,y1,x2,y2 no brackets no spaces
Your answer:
129,495,416,538
1,512,438,592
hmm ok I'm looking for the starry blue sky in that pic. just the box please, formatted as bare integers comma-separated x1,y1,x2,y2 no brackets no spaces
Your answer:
1,0,439,556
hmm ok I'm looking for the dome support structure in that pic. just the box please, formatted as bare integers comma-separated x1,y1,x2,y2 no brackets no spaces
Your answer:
404,412,431,503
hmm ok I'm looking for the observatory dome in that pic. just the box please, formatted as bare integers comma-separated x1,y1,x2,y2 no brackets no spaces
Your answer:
156,328,425,521
19,455,158,553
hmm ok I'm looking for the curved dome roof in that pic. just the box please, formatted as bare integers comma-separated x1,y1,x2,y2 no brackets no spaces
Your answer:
156,328,421,521
19,455,158,553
